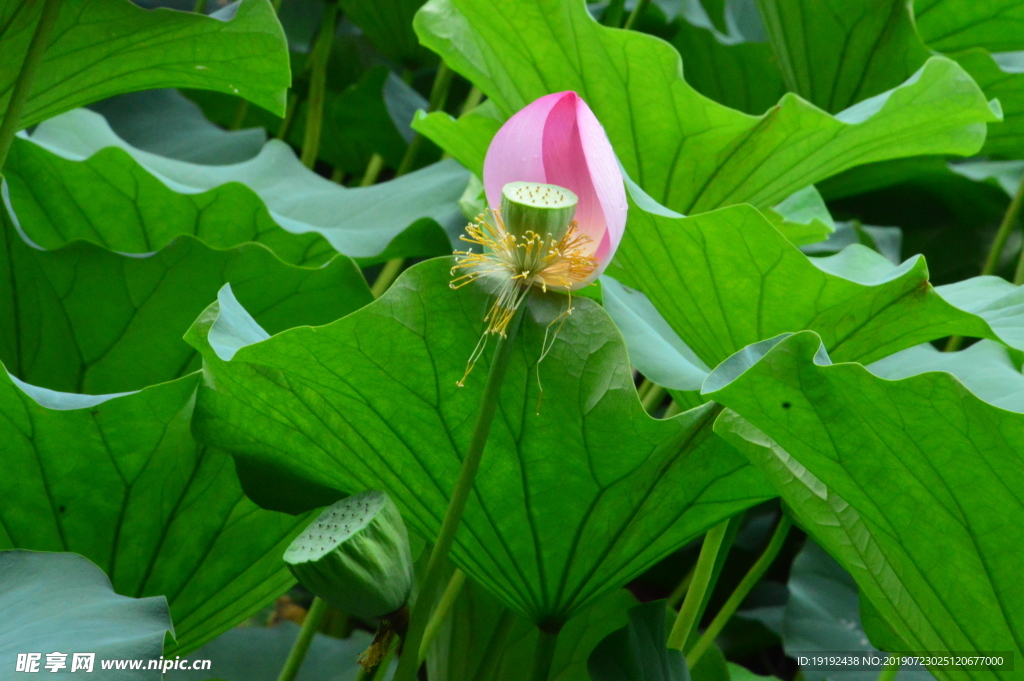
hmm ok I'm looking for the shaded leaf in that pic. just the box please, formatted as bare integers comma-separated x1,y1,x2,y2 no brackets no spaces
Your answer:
587,600,688,681
427,579,638,681
0,0,290,127
705,332,1024,680
755,0,929,113
166,622,376,681
0,209,371,395
914,0,1024,53
412,0,998,213
0,550,173,679
186,259,774,625
5,107,467,265
0,371,306,655
607,194,1021,369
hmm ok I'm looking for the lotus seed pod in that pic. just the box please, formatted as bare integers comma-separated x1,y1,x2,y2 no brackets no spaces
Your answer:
500,181,578,241
284,490,413,620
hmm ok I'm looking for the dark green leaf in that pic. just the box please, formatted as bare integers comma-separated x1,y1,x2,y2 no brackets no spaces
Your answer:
607,194,1019,369
427,579,638,681
0,371,306,655
412,0,998,213
0,0,290,127
755,0,929,113
5,108,467,266
705,332,1024,680
587,600,688,681
186,258,774,626
0,209,371,394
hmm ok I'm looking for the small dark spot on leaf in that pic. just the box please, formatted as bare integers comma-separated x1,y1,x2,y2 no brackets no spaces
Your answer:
59,505,66,513
781,402,791,409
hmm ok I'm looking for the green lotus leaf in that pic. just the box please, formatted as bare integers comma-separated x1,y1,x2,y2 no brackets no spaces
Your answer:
668,3,784,116
607,194,1024,369
186,258,774,626
427,579,638,681
0,0,290,128
755,0,930,113
4,107,468,266
587,600,688,681
914,0,1024,53
704,332,1024,680
0,370,307,656
411,0,998,214
0,208,371,394
0,550,173,679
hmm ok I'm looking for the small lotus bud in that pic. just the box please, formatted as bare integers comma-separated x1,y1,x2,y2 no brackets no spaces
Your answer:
500,181,578,241
284,490,413,621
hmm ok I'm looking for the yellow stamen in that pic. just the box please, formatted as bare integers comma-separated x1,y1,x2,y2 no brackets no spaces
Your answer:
450,208,598,385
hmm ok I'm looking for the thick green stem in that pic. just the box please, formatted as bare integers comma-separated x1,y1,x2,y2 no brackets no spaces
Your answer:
395,62,453,177
300,0,339,169
360,153,386,187
687,516,793,666
622,0,650,30
370,258,406,298
668,520,730,650
392,305,529,681
529,629,561,681
947,174,1024,350
460,87,484,115
642,385,667,412
983,175,1024,277
470,609,517,681
1008,176,1024,285
0,0,61,175
276,597,328,681
877,660,900,681
277,92,300,141
418,569,467,662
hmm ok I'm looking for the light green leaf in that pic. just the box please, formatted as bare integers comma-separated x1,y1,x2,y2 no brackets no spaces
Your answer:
607,196,1020,369
868,340,1024,413
914,0,1024,53
412,100,502,179
89,89,267,165
601,276,709,392
5,107,468,265
412,0,998,213
186,258,774,626
775,541,935,681
166,622,376,681
755,0,929,113
0,0,290,128
765,186,835,247
0,550,173,679
0,209,371,395
427,579,638,681
0,372,307,656
705,331,1024,680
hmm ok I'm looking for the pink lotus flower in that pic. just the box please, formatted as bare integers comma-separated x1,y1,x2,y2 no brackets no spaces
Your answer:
483,91,627,278
451,92,627,343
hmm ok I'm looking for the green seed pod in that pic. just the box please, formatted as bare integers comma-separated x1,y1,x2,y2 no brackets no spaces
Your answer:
500,181,578,241
284,490,413,620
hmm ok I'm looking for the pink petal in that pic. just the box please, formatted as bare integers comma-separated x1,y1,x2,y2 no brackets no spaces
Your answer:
482,92,570,210
540,94,626,276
